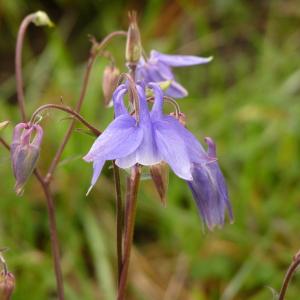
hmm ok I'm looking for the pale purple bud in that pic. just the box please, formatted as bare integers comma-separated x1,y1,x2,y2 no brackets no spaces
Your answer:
11,123,43,195
102,65,120,107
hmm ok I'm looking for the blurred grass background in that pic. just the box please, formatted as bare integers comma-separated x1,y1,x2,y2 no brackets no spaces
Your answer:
1,0,300,299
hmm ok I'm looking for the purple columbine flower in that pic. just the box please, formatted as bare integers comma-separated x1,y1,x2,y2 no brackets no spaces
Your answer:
84,83,232,229
136,50,212,98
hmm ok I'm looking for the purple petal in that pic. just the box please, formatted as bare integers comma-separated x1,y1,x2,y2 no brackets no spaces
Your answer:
83,114,143,162
112,84,128,117
150,50,213,67
152,118,193,180
144,63,170,82
165,80,188,98
159,116,209,164
187,162,232,230
86,159,105,195
134,85,161,165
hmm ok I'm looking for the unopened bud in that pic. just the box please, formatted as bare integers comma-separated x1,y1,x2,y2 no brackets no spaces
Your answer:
0,272,15,300
125,11,142,65
33,11,54,27
11,123,43,195
0,121,9,131
102,65,120,107
150,162,169,206
170,112,186,126
0,253,15,300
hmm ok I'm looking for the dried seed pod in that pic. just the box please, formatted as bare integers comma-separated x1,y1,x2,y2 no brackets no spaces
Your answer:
102,65,120,107
125,11,142,65
150,162,169,206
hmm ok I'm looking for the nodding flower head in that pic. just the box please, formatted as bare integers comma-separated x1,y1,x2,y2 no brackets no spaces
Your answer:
84,82,232,230
11,123,43,195
136,50,213,98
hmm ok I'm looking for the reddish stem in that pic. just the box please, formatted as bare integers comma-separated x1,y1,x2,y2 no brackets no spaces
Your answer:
15,13,36,122
45,30,127,183
278,250,300,300
117,166,141,300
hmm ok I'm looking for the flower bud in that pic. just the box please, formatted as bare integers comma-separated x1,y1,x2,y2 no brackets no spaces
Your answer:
0,121,9,131
150,162,169,206
102,65,120,107
0,272,15,300
33,11,54,27
11,123,43,195
125,11,142,65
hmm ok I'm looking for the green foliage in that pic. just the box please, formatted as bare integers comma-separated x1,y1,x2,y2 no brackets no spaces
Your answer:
1,0,300,299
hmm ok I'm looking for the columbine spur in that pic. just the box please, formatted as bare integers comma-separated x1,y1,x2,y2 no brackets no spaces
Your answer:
136,50,212,98
84,82,232,229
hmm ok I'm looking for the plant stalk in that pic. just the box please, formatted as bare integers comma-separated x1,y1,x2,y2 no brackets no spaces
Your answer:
112,161,123,284
278,250,300,300
117,166,141,300
45,30,127,183
15,13,36,122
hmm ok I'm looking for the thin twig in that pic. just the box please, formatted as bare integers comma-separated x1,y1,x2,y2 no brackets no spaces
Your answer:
278,250,300,300
112,161,123,284
15,13,36,122
45,30,127,184
30,103,101,137
0,137,10,151
34,171,65,300
117,166,141,300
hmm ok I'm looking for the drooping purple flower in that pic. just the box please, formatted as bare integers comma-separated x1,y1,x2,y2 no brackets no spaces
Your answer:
84,83,232,229
11,123,43,195
187,137,233,230
83,83,161,194
83,82,206,192
136,50,212,98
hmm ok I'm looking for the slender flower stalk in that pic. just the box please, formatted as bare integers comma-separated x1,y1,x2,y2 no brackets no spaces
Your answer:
34,171,65,300
15,12,54,122
278,249,300,300
45,31,127,183
15,13,36,122
112,161,123,284
117,166,141,300
30,103,101,137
